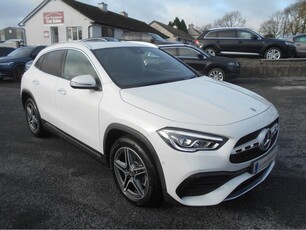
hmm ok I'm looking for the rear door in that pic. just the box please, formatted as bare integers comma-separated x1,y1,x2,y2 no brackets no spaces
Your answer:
31,50,64,124
215,29,236,53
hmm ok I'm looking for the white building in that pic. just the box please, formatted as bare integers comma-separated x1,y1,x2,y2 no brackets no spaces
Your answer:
19,0,165,46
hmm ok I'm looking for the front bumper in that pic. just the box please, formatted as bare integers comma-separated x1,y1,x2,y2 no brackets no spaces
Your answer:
148,110,279,206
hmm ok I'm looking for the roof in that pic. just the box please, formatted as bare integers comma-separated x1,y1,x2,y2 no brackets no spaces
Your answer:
150,21,194,41
19,0,166,38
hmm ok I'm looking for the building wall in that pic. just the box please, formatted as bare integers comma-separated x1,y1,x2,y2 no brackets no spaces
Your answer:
0,27,25,41
150,22,175,42
22,0,92,45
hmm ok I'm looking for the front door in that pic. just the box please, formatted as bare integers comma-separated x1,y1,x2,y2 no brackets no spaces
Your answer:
55,49,103,151
50,27,59,44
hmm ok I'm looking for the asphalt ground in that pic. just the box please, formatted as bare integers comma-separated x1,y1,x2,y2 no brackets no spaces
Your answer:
0,77,306,229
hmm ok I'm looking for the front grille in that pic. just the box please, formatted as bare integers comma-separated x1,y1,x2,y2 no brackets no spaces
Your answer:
230,119,279,164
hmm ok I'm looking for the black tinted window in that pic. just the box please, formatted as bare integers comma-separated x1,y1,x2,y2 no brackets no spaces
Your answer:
205,31,217,38
8,47,34,58
40,50,65,76
218,30,236,38
63,50,98,81
294,36,306,43
237,30,254,39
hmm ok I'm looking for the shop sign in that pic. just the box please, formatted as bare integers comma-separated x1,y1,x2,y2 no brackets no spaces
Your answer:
43,11,64,24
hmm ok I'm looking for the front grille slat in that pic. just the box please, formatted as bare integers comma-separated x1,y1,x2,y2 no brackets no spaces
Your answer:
230,119,279,164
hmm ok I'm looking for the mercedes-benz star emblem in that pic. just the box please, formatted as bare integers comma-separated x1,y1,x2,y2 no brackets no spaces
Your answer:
258,128,272,151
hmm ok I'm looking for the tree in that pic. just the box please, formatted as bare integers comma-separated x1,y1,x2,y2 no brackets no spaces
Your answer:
200,11,246,31
282,0,306,35
168,17,188,33
259,11,286,38
213,11,246,27
259,0,306,37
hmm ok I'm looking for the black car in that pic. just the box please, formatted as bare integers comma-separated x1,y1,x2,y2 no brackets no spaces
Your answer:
0,47,15,57
194,27,296,60
120,32,171,44
159,44,240,81
0,46,45,81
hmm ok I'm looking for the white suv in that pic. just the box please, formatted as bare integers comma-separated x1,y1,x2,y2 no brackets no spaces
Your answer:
21,41,279,206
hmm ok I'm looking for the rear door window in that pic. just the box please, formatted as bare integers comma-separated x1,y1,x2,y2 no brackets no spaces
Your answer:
39,50,65,76
218,30,236,38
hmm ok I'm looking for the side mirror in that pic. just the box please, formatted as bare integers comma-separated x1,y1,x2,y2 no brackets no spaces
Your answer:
251,35,258,40
197,54,204,59
70,75,97,90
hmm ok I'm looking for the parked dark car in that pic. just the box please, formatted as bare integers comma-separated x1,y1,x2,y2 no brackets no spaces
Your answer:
0,47,15,57
120,32,171,44
194,27,296,60
82,37,119,42
0,46,45,81
159,44,240,81
287,34,306,57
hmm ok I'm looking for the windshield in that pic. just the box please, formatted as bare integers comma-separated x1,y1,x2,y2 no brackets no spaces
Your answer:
149,33,166,42
94,47,197,88
8,47,34,58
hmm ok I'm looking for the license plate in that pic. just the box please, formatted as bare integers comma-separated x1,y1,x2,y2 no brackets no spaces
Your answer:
251,152,276,174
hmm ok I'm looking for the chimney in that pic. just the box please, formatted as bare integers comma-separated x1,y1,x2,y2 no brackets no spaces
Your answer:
98,2,108,12
120,11,128,17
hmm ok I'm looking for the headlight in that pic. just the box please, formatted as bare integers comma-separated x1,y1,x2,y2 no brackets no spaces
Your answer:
0,62,13,66
227,61,240,67
285,41,294,46
157,128,228,152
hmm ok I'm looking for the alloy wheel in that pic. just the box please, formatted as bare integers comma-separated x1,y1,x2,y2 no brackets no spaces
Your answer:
208,68,225,81
26,102,40,133
113,146,149,201
265,48,281,60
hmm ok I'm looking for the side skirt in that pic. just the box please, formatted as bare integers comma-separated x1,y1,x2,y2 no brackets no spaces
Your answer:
42,120,107,165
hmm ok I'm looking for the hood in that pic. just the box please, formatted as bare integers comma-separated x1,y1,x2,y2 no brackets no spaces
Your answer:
0,56,29,63
120,77,272,126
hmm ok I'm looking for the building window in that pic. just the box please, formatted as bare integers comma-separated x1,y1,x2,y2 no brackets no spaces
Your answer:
66,27,82,41
102,26,114,37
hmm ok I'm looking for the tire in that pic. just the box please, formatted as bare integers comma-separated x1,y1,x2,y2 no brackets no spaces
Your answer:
25,98,46,137
204,47,217,56
264,47,282,60
12,65,25,82
109,135,162,206
208,68,226,81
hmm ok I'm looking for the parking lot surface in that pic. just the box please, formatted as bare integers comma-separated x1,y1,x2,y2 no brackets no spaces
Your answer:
0,77,306,228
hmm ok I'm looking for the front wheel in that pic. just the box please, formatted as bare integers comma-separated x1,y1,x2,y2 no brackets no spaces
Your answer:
12,65,25,82
110,136,162,206
264,47,282,60
25,98,46,137
208,68,226,81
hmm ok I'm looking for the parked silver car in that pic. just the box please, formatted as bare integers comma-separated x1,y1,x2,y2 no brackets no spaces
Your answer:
288,34,306,57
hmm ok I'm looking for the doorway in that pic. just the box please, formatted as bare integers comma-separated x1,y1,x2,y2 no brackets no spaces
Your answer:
50,27,59,44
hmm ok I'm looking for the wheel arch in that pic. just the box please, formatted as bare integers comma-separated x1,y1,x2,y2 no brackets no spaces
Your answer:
21,89,35,109
103,123,168,195
262,44,283,56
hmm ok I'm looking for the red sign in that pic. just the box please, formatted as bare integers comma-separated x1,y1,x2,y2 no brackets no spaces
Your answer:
43,12,64,24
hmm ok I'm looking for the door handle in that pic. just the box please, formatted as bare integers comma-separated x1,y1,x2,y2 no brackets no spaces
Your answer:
32,79,39,85
57,88,66,95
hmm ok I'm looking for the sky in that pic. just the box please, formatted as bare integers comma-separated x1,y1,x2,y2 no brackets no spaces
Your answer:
0,0,297,32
